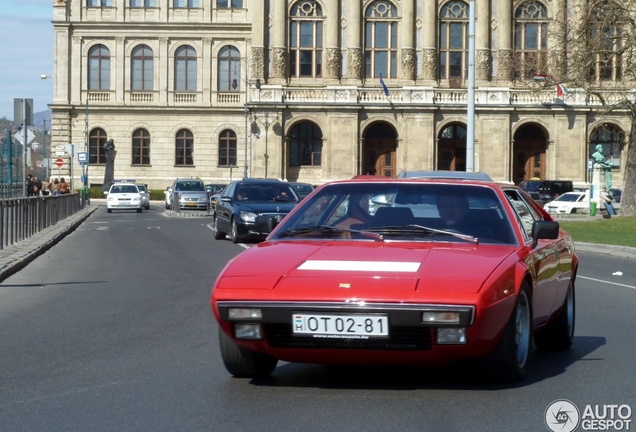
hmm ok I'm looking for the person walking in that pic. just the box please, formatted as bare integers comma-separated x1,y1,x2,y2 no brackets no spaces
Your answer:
58,178,70,195
600,187,616,217
51,178,60,196
41,178,51,196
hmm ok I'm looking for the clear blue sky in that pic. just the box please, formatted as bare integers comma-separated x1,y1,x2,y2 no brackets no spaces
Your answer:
0,0,54,121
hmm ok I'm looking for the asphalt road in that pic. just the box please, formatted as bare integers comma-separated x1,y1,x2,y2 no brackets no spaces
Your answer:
0,205,634,432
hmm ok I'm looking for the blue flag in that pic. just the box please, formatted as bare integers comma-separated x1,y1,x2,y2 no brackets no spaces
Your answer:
380,74,390,97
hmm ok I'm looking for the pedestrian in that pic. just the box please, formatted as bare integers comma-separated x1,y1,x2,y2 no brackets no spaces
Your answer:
51,178,60,196
32,176,42,196
26,174,35,196
600,187,616,217
41,178,51,196
58,177,70,195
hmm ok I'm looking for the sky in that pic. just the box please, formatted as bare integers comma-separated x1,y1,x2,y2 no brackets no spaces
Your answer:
0,0,54,121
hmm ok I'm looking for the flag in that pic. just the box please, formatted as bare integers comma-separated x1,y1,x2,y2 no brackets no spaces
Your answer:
379,74,390,97
556,84,569,97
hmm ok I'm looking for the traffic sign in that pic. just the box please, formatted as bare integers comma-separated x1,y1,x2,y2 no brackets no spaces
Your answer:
55,157,64,167
78,152,88,163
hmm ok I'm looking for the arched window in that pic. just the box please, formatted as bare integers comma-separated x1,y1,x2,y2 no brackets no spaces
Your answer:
131,45,154,91
589,2,623,82
439,1,468,80
218,46,241,92
289,122,322,166
290,0,323,78
175,129,194,166
514,1,548,80
590,125,623,168
174,45,197,91
218,129,237,166
88,44,110,90
364,1,398,79
89,128,108,164
132,128,151,165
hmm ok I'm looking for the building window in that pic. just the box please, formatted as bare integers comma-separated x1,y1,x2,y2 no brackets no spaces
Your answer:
590,125,623,168
289,0,323,78
218,129,237,166
131,44,153,91
218,46,241,92
130,0,156,7
88,44,110,90
589,2,623,82
439,1,468,80
174,45,197,91
174,0,199,7
289,122,322,167
514,1,548,80
89,128,108,164
364,1,398,79
175,129,194,166
217,0,242,7
87,0,113,6
132,128,151,165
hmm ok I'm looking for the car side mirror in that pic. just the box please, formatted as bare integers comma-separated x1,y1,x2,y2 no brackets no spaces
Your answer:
103,191,109,196
530,220,559,248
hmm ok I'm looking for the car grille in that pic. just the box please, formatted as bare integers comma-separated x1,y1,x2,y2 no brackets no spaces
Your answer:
262,323,433,351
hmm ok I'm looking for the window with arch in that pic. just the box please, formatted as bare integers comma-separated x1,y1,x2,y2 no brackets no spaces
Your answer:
590,125,623,168
289,122,322,167
218,129,238,166
132,128,151,165
87,0,113,6
290,0,323,78
589,2,623,82
174,45,197,91
364,1,398,79
130,0,156,7
88,44,110,90
131,45,154,91
218,46,241,92
439,1,468,80
174,0,199,7
217,0,242,7
514,1,548,80
89,128,108,164
175,129,194,166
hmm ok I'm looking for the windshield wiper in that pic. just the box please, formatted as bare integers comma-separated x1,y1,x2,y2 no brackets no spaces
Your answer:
405,224,478,244
276,225,384,241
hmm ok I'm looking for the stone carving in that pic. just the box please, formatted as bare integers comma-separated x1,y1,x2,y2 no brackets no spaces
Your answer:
476,49,491,80
272,47,287,77
422,48,437,80
325,48,341,79
497,49,514,81
251,46,265,79
347,48,362,79
401,48,416,80
54,0,67,5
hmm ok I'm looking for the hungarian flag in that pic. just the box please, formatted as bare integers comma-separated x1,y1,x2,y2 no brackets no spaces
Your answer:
556,84,569,97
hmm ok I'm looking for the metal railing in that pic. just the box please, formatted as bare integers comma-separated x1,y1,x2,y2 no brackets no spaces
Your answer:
0,193,83,250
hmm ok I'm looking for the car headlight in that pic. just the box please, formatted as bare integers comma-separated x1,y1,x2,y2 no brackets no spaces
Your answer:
132,197,141,203
239,211,257,223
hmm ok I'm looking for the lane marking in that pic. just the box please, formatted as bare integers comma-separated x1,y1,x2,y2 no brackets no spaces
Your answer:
206,223,249,249
579,275,636,291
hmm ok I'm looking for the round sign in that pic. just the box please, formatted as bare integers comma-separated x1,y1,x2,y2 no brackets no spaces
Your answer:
55,158,64,167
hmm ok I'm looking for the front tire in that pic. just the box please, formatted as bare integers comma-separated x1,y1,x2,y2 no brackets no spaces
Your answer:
485,283,533,382
218,328,278,378
230,218,241,244
535,280,575,350
137,208,142,213
107,208,112,213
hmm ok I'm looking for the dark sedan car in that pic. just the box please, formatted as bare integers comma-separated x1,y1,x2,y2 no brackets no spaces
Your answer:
214,179,300,243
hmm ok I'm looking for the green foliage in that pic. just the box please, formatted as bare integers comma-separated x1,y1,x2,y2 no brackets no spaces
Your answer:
560,217,636,248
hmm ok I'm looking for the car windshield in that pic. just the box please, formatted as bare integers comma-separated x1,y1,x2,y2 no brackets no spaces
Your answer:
111,185,138,194
271,183,515,245
175,181,205,192
137,185,147,192
554,194,583,202
234,184,299,203
519,181,541,192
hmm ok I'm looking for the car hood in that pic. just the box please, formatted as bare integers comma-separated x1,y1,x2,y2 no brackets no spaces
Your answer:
216,242,515,298
235,202,298,213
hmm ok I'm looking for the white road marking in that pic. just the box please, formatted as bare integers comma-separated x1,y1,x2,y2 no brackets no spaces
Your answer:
205,223,249,249
579,275,636,290
96,227,108,231
147,226,161,229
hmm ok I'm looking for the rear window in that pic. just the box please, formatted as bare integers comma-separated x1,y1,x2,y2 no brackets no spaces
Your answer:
176,181,205,191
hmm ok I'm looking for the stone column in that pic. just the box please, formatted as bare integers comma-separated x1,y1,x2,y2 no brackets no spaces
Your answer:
400,0,415,82
54,28,70,104
250,0,265,81
71,36,82,104
476,0,491,82
202,38,212,104
270,0,287,83
115,37,125,103
324,0,341,82
496,0,513,82
345,0,362,83
159,38,169,104
421,2,436,81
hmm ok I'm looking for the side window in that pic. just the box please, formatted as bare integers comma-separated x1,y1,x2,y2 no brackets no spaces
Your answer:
504,189,542,240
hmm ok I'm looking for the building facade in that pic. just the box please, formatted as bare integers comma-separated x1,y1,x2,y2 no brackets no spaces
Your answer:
49,0,628,190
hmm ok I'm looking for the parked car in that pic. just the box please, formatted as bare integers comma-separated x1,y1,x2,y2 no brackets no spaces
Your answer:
289,182,315,200
519,180,573,202
397,170,492,181
104,182,143,213
206,183,227,194
543,191,589,214
165,178,208,210
214,178,300,243
136,183,150,210
211,177,577,382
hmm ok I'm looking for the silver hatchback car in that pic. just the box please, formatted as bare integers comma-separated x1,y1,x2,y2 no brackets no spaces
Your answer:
136,183,150,210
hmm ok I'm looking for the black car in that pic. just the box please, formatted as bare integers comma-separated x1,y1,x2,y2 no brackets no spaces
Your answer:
289,182,315,200
214,179,300,243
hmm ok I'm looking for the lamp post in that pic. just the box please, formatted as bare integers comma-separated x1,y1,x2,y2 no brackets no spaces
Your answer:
40,74,53,183
231,57,253,179
253,113,276,179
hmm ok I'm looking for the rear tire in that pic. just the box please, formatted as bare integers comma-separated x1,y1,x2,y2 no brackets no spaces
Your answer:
218,328,278,378
214,217,226,240
535,280,575,350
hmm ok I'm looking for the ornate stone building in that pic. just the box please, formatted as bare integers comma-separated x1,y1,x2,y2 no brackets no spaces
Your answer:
49,0,627,189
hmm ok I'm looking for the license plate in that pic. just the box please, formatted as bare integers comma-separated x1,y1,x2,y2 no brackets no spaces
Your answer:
293,313,389,337
186,202,198,207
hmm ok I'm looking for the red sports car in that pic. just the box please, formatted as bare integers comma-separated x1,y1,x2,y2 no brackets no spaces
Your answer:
211,176,577,382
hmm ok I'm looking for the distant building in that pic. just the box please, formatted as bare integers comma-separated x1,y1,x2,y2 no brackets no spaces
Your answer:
49,0,627,189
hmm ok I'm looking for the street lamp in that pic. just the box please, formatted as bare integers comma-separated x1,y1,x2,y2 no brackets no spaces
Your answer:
253,113,277,179
231,57,253,179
